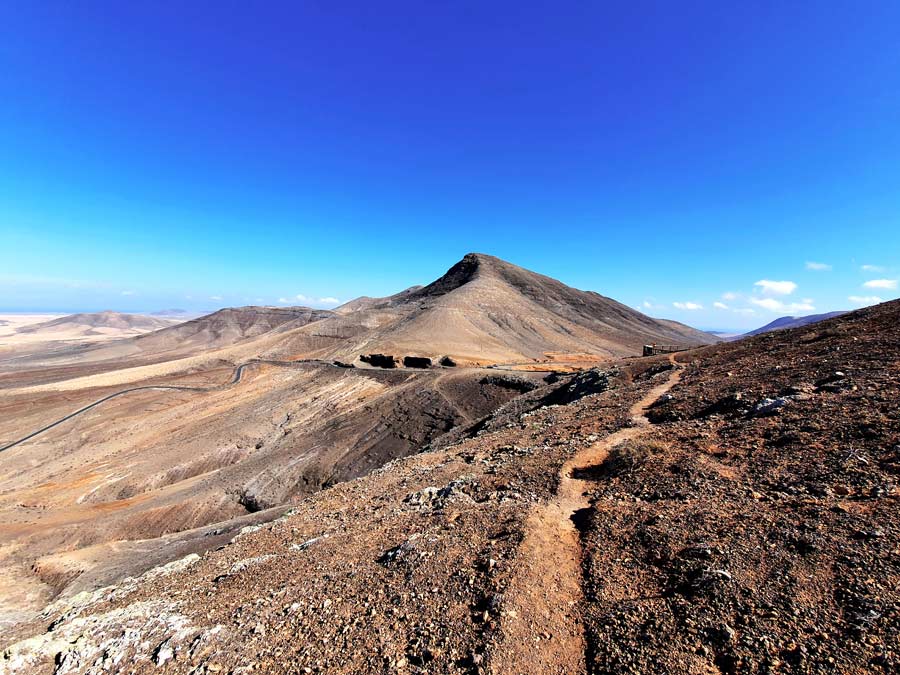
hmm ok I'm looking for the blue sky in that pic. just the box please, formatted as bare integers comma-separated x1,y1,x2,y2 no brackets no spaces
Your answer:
1,2,898,330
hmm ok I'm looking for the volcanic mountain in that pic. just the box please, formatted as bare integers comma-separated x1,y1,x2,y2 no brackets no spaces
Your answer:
3,255,715,383
265,253,718,366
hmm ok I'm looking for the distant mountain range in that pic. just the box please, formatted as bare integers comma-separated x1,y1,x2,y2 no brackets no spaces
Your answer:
15,310,179,336
8,253,720,376
743,311,849,337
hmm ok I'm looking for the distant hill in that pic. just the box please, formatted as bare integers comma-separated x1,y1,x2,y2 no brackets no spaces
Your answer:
132,305,335,353
743,311,848,337
4,256,719,374
15,311,178,337
333,286,423,315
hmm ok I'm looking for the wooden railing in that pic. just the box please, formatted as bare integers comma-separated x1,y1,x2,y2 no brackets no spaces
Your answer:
642,344,687,356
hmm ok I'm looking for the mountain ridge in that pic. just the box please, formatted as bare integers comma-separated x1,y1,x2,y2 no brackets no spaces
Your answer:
743,310,848,336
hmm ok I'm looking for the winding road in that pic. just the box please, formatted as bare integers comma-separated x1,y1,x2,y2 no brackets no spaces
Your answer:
0,355,563,454
0,358,362,454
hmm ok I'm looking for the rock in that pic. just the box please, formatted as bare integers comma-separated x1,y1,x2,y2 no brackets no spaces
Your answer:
360,353,397,368
752,397,788,416
154,641,175,665
292,535,326,551
402,356,432,368
404,479,473,511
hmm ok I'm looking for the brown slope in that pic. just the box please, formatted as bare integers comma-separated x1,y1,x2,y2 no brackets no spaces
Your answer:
0,361,546,639
333,285,424,315
5,300,896,673
0,306,336,385
576,299,900,674
129,305,334,354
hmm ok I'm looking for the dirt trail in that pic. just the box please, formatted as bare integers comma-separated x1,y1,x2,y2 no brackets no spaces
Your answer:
490,358,682,675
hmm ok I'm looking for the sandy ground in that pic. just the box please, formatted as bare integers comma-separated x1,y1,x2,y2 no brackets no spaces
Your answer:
0,313,183,369
0,315,65,339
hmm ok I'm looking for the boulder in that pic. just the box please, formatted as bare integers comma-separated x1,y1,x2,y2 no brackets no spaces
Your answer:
403,356,432,369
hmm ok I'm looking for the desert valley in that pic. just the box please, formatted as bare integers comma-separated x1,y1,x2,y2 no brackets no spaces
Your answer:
0,254,897,674
3,4,899,672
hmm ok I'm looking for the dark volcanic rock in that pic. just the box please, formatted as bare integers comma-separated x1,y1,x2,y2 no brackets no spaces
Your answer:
360,353,397,368
402,356,432,369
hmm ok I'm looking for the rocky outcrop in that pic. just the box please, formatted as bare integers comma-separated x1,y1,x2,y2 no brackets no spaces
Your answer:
359,354,397,368
402,356,432,369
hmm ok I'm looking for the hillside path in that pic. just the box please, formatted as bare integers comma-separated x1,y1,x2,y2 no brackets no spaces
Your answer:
489,356,682,675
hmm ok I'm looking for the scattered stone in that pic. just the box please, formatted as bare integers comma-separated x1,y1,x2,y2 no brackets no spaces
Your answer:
751,397,788,416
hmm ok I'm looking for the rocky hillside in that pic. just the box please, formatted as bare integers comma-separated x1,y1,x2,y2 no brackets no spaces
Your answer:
131,306,334,354
5,300,896,673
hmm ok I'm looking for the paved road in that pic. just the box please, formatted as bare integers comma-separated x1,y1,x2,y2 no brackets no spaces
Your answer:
0,357,554,454
0,358,442,454
0,359,318,453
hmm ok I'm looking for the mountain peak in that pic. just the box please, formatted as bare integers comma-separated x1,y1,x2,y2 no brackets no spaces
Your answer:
410,253,523,299
413,253,488,297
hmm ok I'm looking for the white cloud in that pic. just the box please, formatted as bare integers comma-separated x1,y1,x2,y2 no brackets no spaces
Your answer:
862,279,897,290
721,292,739,301
713,301,729,310
673,301,703,311
861,264,885,273
121,290,135,296
750,297,815,313
280,293,341,308
848,295,883,306
754,279,797,296
209,295,223,301
805,261,832,271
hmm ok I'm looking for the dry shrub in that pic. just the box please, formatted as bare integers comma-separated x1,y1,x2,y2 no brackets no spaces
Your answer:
603,438,668,476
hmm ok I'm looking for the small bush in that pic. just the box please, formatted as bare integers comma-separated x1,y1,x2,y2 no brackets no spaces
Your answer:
603,438,667,476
